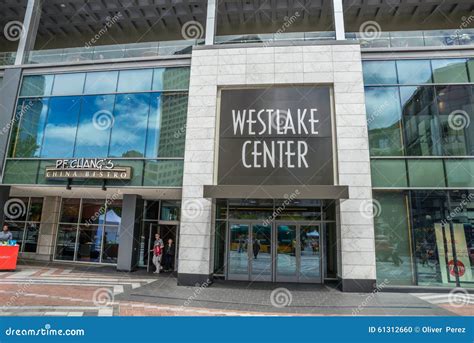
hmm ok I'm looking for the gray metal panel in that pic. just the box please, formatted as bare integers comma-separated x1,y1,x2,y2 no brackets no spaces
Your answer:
203,185,349,199
0,186,11,227
0,68,21,178
117,194,143,271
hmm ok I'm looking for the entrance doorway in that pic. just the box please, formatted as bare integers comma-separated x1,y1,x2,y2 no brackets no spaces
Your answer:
227,221,322,283
146,224,179,272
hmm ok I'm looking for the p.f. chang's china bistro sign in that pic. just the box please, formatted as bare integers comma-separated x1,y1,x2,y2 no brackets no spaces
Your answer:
218,87,333,185
45,159,132,180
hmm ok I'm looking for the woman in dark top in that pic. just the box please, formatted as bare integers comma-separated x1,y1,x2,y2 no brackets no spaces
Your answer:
163,238,175,272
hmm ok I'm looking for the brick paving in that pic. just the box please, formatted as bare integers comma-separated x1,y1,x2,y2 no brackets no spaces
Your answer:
0,262,471,316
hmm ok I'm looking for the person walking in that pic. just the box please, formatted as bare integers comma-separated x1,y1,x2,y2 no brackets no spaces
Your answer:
163,238,175,272
151,233,164,274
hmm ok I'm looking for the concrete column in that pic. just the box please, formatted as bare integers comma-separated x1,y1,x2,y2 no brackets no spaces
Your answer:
332,0,346,40
0,68,22,179
15,0,42,65
35,196,61,261
205,0,217,45
117,194,143,272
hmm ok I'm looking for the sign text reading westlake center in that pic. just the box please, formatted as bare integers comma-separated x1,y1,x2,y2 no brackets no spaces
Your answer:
218,87,333,185
45,159,132,180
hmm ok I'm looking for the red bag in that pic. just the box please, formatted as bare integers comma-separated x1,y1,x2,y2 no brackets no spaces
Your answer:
154,245,162,256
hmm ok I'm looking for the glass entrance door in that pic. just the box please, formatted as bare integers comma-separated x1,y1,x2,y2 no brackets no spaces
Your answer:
275,223,322,283
228,223,250,280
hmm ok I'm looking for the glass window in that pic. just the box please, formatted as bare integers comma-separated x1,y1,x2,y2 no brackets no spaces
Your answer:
105,200,122,226
157,93,188,157
371,159,408,187
83,71,118,94
362,61,397,85
144,201,159,220
76,225,101,262
214,221,226,274
145,93,161,158
109,93,150,157
102,226,119,264
396,60,432,84
373,191,414,285
117,69,153,93
8,98,49,158
143,160,183,187
81,199,105,225
445,160,474,187
468,59,474,82
28,197,43,222
41,96,81,158
23,223,40,252
60,198,81,223
400,86,442,156
160,201,180,221
436,85,474,156
3,160,39,184
153,67,190,91
51,73,86,95
20,75,54,97
55,224,77,260
407,159,446,187
5,222,25,248
431,59,469,83
106,160,144,187
365,87,404,156
74,95,115,157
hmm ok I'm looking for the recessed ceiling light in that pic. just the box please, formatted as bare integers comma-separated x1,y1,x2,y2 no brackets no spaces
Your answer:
60,3,66,8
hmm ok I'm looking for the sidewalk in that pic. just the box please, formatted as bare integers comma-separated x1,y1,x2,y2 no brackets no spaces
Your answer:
0,262,471,316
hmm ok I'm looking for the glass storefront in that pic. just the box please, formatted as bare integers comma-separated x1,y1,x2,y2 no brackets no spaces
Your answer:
4,197,43,253
3,67,189,187
214,199,337,283
373,190,474,288
54,198,122,264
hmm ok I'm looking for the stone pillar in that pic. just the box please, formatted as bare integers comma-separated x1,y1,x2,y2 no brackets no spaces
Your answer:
15,0,42,65
332,0,346,40
205,0,217,45
117,194,142,272
36,196,60,261
0,186,11,228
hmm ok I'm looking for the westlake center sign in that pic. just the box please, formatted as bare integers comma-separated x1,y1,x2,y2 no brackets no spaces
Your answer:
218,87,333,185
45,159,132,180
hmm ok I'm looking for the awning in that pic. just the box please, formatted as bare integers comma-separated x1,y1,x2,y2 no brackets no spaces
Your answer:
203,185,349,200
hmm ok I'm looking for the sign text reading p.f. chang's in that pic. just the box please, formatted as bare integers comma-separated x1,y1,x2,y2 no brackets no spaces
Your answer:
45,158,132,180
218,87,333,186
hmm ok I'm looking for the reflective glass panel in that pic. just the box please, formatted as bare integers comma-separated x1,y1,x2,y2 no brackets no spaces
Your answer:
396,60,432,84
76,225,101,262
23,223,40,253
81,199,104,225
143,160,183,187
371,159,408,187
74,95,115,157
51,73,86,95
27,197,43,222
228,223,249,277
407,159,446,187
117,69,153,92
101,226,119,264
55,224,77,260
41,96,81,158
84,71,118,94
445,160,474,187
152,67,190,91
363,61,398,85
20,75,53,97
299,225,321,281
251,224,272,281
276,224,297,281
431,59,469,83
109,93,150,157
2,160,39,184
60,198,81,223
156,93,188,157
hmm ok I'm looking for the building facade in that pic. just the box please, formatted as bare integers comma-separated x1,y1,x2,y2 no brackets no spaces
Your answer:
0,0,473,292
